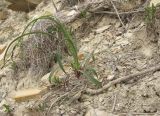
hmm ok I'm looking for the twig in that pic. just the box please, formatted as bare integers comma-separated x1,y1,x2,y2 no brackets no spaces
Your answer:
51,0,58,12
47,85,79,115
111,93,117,112
47,92,69,115
91,9,145,15
33,91,54,108
85,64,160,95
68,85,86,104
110,0,125,28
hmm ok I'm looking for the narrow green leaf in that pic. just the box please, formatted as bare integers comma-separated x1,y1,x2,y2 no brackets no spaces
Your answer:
48,67,56,84
91,54,95,63
89,68,98,78
83,68,101,87
48,73,52,84
3,104,11,113
52,76,61,85
56,21,80,70
55,52,67,74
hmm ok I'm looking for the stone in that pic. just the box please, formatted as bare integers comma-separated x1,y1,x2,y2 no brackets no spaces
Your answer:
59,105,65,110
85,108,118,116
107,74,115,81
150,0,160,6
84,101,90,106
60,110,65,114
0,44,6,55
56,108,60,114
99,97,104,103
95,25,111,33
40,73,50,86
26,0,42,4
70,110,77,114
6,0,38,12
14,87,48,102
0,11,7,20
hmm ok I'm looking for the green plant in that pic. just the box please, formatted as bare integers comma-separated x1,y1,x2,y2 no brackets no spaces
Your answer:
2,15,101,86
10,61,18,72
82,67,101,87
45,17,101,86
144,4,159,42
37,103,47,112
79,10,87,18
145,4,156,24
3,104,12,113
49,64,62,86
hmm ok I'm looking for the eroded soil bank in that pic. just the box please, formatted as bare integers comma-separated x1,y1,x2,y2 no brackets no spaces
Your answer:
1,0,160,116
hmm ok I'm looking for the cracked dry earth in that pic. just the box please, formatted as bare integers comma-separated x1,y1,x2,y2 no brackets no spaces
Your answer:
1,1,160,116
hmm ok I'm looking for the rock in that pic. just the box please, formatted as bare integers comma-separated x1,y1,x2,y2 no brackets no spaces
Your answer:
14,105,26,116
70,110,77,114
14,87,48,102
99,97,104,103
40,65,72,86
140,45,153,58
150,0,160,6
85,108,118,116
94,25,111,33
0,112,8,116
14,105,42,116
83,101,91,106
107,74,115,81
115,22,121,28
60,110,65,115
40,72,50,86
26,0,42,4
56,108,60,114
0,11,8,20
153,71,160,77
59,105,65,110
124,32,133,39
0,44,6,55
0,99,7,109
6,0,38,12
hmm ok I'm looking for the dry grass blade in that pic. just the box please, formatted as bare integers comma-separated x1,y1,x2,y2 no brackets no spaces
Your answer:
110,0,125,28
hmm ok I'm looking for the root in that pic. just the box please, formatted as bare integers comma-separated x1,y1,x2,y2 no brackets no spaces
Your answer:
47,85,80,115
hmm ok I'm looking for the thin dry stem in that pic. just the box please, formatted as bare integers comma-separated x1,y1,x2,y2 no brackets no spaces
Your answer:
85,64,160,95
110,0,125,28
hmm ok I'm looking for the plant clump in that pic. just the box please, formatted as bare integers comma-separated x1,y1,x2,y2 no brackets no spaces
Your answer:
145,4,158,42
2,15,101,86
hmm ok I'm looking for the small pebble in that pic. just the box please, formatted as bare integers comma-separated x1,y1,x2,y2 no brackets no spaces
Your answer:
71,110,77,114
107,74,115,81
59,105,65,109
83,101,90,106
60,110,65,114
56,108,60,114
99,97,104,103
